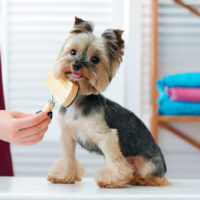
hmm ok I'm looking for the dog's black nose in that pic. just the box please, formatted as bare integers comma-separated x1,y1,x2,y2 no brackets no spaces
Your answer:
72,64,82,71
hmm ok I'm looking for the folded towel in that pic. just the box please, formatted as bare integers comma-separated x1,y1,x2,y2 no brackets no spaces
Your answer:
157,74,200,115
166,87,200,102
158,93,200,115
157,73,200,90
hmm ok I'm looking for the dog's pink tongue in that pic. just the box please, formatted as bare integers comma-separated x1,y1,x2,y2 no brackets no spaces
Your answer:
72,72,82,78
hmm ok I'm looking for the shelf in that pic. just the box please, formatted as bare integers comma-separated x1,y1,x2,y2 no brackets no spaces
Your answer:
158,115,200,122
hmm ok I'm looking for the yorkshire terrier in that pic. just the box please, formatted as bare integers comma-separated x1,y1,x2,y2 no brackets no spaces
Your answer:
47,17,168,188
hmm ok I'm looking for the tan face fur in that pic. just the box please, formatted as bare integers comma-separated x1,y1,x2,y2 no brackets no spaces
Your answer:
53,17,124,95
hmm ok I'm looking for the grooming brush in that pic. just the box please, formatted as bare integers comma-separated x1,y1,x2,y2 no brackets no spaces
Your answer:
43,69,79,112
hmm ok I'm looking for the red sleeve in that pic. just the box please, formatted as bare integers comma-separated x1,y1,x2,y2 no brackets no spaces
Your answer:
0,57,14,176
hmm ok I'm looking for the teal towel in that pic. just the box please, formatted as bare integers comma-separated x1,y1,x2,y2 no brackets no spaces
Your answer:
157,73,200,91
158,93,200,115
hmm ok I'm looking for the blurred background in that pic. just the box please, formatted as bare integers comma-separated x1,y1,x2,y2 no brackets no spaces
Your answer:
0,0,200,179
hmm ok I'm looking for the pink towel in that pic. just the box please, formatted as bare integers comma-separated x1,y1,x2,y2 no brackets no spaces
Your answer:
166,87,200,102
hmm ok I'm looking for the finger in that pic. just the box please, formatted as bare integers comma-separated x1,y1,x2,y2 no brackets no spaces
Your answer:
18,127,48,144
18,118,51,139
14,111,49,129
14,127,47,145
8,111,33,118
19,135,45,146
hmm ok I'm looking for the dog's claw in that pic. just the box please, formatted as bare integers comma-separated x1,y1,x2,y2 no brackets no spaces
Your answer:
48,176,76,184
97,181,124,188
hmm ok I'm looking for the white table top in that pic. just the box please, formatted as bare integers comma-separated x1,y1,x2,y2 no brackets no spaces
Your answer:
0,177,200,200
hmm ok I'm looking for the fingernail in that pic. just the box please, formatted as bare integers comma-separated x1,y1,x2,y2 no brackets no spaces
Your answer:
47,111,53,119
36,110,42,114
47,111,52,116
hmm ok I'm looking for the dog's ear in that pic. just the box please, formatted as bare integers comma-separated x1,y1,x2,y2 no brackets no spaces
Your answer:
101,29,124,60
102,29,124,77
70,16,94,34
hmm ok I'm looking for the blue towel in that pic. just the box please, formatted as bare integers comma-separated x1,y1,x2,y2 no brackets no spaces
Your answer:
157,73,200,90
158,93,200,115
157,73,200,115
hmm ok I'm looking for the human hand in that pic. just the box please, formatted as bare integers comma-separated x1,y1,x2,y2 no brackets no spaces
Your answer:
0,110,52,145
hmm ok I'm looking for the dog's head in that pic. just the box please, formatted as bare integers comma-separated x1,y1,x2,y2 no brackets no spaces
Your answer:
53,17,124,95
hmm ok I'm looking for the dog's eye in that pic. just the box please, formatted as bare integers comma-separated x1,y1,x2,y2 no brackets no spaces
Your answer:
91,56,100,64
71,49,76,56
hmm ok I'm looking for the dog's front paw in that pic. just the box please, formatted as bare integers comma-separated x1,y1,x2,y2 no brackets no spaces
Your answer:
48,158,84,184
95,163,134,188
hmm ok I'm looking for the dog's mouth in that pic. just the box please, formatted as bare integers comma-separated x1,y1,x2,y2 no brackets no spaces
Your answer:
65,72,87,80
71,72,82,78
64,71,98,94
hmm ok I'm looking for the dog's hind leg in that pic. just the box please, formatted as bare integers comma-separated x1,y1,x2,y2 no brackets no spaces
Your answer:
126,156,170,186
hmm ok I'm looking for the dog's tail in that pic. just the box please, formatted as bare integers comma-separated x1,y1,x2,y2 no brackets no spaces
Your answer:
129,175,170,186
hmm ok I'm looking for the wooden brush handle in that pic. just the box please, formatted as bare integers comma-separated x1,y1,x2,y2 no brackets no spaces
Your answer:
43,100,55,112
